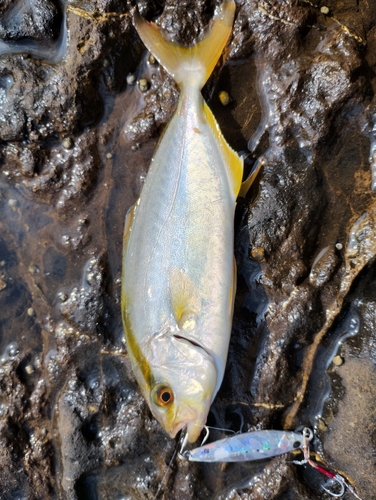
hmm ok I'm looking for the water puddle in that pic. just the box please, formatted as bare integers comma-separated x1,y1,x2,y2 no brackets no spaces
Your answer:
0,0,67,63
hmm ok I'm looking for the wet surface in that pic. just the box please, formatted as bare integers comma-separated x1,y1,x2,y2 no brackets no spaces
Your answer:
0,0,376,498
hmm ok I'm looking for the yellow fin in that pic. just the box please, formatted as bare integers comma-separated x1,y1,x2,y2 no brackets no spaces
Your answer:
238,160,263,198
122,202,137,255
169,267,200,329
203,101,243,196
133,0,236,90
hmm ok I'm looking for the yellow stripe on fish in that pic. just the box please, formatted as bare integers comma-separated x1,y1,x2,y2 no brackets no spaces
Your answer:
122,0,256,443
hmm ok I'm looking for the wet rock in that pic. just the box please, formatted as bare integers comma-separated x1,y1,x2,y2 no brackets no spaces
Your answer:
60,255,105,333
1,0,376,498
0,0,139,146
124,58,179,144
1,132,101,208
309,246,339,288
156,0,217,42
323,355,376,500
0,0,61,42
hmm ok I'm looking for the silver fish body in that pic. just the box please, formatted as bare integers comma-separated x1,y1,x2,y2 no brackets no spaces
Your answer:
122,1,245,443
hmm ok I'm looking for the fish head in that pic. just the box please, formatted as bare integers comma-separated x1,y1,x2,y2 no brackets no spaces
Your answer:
138,331,218,443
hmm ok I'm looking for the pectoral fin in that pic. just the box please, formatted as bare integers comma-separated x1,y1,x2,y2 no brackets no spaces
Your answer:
169,267,200,330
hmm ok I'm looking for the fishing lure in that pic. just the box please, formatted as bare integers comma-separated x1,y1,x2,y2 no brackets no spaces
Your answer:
181,428,304,462
180,426,363,499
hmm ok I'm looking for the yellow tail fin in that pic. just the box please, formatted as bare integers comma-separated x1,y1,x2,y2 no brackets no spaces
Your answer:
133,0,235,90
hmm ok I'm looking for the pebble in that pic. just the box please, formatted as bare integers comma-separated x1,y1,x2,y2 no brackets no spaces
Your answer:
148,54,156,65
126,73,136,85
138,78,149,92
218,90,230,106
317,418,328,432
8,345,19,357
320,6,330,14
106,152,113,159
28,264,39,274
62,137,74,150
251,247,265,260
25,364,34,375
59,292,68,302
27,307,35,317
332,355,344,366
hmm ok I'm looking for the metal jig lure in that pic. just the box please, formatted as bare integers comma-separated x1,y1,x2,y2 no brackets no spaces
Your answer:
179,427,304,462
179,426,363,499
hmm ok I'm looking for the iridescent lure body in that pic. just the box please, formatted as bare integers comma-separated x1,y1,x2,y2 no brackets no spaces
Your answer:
187,430,303,462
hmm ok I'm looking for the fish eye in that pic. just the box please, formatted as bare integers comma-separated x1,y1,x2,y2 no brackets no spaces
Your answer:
152,385,174,407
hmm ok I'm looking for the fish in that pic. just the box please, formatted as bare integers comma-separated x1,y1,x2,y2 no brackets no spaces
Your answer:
122,0,255,443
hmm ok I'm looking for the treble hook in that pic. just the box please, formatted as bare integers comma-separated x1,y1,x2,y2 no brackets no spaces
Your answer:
322,477,345,498
293,427,363,500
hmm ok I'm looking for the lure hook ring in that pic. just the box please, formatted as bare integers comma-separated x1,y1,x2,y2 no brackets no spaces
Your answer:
322,477,345,498
302,427,313,442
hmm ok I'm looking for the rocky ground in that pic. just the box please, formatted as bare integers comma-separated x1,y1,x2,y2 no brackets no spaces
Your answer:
0,0,375,498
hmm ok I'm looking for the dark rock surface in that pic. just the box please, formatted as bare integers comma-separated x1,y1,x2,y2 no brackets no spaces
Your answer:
0,0,375,498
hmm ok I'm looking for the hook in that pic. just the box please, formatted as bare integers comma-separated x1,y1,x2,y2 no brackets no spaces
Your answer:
178,425,211,460
177,429,190,460
201,425,210,446
322,477,345,498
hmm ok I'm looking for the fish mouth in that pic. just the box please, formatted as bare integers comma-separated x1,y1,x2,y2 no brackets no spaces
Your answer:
186,420,206,443
167,399,208,442
169,421,204,443
169,420,188,438
169,399,211,443
168,403,197,438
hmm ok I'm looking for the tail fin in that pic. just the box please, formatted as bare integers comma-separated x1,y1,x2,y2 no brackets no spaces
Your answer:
133,0,235,90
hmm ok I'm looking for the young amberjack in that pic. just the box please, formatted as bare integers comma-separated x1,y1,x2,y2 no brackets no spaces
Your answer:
122,0,248,443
